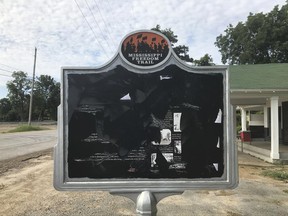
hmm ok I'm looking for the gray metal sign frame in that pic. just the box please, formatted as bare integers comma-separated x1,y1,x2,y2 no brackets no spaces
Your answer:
54,30,238,193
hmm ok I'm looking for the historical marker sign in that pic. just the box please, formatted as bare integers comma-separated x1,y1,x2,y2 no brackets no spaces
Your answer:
54,30,238,192
120,31,171,68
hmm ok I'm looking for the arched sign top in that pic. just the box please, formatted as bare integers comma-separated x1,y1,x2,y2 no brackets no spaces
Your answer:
120,30,172,69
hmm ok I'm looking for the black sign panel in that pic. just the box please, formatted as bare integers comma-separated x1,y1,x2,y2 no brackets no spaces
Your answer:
67,65,224,179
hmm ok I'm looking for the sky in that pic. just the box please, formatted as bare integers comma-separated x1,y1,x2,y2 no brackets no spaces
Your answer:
0,0,286,99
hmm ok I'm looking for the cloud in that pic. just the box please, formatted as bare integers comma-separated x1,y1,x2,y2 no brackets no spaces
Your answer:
0,0,286,98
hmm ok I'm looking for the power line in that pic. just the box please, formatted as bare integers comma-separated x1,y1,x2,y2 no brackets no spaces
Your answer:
0,73,12,77
0,63,20,71
103,0,126,31
0,68,14,73
0,63,31,75
0,68,32,79
73,0,110,58
91,0,117,48
84,0,114,52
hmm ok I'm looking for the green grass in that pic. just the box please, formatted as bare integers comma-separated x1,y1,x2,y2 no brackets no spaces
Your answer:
261,169,288,181
7,125,47,133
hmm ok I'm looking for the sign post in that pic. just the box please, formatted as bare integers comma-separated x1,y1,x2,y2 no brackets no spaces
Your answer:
54,30,238,215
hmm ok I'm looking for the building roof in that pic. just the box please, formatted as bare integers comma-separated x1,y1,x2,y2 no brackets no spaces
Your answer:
229,63,288,90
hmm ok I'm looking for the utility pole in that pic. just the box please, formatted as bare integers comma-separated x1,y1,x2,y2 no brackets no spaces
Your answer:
28,47,37,126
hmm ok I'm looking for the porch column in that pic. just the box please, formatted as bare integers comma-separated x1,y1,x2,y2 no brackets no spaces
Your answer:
232,105,237,142
263,105,269,139
281,104,283,142
281,105,283,130
270,96,280,159
241,108,247,131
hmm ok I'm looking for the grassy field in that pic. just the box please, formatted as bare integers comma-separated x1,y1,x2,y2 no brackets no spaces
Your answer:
0,122,57,133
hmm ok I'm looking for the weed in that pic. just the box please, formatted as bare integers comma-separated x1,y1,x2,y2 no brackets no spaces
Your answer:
261,169,288,181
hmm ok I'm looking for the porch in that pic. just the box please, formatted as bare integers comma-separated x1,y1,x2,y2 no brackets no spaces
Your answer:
236,140,288,164
229,64,288,164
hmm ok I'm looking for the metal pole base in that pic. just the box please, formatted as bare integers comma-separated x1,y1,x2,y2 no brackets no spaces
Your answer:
136,191,157,215
110,190,183,216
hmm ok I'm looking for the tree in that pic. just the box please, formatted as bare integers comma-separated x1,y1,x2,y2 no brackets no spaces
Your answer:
46,81,60,120
3,72,60,122
33,75,60,120
6,71,31,121
194,54,215,66
151,25,194,63
0,98,11,121
215,2,288,64
0,98,19,121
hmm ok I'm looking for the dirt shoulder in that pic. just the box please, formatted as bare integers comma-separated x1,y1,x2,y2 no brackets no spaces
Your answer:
0,151,287,216
0,149,53,175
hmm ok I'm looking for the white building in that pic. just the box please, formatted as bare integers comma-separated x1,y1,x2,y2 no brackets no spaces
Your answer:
230,63,288,163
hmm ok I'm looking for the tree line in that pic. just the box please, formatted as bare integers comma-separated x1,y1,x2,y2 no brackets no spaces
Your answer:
0,71,60,121
152,25,214,66
215,2,288,64
154,1,288,65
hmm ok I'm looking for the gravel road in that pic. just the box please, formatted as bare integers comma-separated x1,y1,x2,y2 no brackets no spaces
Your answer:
0,130,56,161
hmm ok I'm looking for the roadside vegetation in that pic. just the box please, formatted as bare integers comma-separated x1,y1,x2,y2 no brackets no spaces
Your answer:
261,168,288,182
6,125,47,133
0,122,56,133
